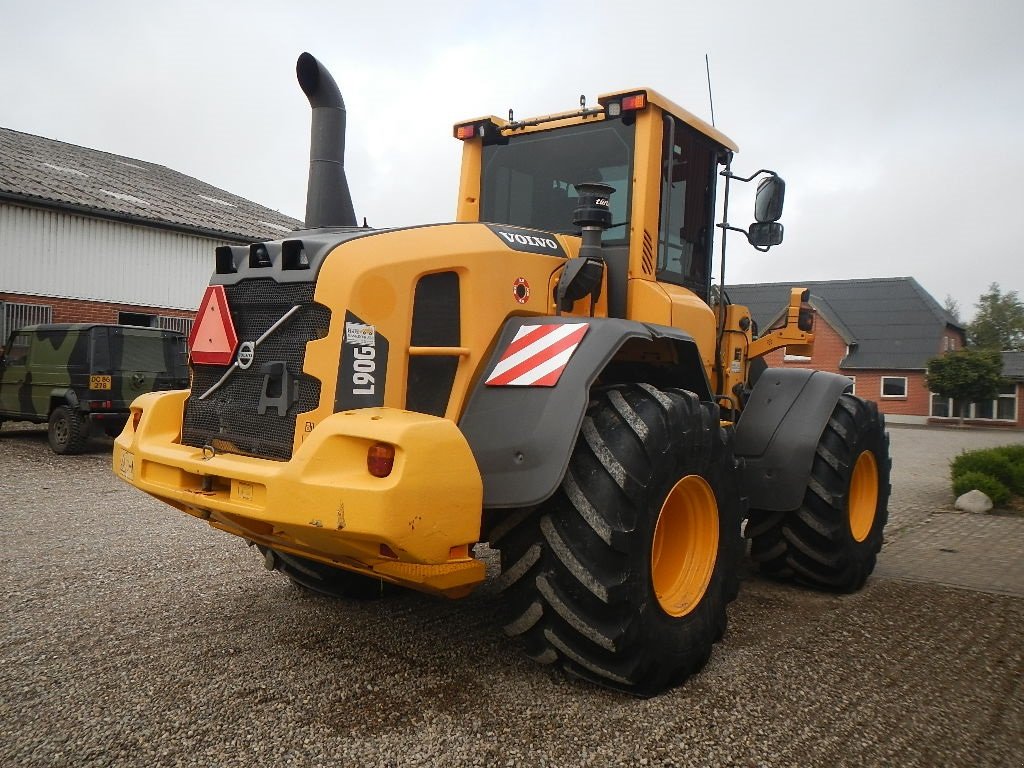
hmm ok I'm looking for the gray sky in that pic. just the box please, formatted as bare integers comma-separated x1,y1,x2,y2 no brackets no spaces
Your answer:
2,0,1021,321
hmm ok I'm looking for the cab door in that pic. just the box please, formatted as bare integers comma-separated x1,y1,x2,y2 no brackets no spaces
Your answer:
0,332,35,417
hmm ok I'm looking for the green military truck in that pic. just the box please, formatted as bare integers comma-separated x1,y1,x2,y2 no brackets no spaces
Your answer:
0,324,189,454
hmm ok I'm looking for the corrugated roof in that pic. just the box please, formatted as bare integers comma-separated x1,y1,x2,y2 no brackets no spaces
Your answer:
726,277,963,371
0,127,302,242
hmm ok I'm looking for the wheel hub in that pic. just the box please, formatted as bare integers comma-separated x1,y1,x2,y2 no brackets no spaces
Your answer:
849,450,879,542
651,474,719,617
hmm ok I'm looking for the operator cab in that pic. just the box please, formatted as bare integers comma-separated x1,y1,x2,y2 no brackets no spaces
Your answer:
455,88,736,313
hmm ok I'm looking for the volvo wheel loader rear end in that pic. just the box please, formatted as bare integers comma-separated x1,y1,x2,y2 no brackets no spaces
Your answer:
113,53,891,696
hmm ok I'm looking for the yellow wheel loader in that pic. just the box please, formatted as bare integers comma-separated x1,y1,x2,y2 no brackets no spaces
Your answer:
113,53,891,696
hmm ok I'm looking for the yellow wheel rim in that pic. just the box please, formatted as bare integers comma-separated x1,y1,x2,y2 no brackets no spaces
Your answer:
849,450,879,542
651,475,719,617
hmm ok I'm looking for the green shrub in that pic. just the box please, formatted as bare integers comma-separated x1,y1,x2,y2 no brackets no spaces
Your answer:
951,448,1024,494
952,470,1011,506
990,446,1024,493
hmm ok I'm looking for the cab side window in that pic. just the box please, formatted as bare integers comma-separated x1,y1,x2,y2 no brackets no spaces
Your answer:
4,334,31,365
657,118,718,301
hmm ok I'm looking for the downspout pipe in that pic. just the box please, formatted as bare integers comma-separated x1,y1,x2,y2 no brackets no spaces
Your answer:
296,52,357,228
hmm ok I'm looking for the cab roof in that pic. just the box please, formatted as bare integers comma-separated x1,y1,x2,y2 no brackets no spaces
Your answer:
454,86,738,152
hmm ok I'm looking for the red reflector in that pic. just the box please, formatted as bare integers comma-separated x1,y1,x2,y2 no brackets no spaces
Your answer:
88,400,112,409
188,285,239,366
367,443,395,478
621,94,647,111
132,410,142,431
455,124,476,140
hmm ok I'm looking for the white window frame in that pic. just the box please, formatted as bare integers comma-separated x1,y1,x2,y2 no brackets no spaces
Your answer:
929,385,1018,422
782,346,811,363
880,376,908,398
846,376,856,395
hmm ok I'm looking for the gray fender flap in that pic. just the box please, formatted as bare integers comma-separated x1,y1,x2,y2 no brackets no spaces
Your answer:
735,368,853,512
459,317,706,509
50,388,79,409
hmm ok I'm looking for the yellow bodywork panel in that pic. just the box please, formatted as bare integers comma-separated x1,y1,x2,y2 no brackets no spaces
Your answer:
298,223,582,436
113,389,485,598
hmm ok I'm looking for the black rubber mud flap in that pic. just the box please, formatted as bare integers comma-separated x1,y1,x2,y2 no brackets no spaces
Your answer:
459,317,709,509
734,368,853,512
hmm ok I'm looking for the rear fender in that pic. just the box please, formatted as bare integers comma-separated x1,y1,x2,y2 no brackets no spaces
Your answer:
735,368,853,512
459,317,710,509
49,388,79,412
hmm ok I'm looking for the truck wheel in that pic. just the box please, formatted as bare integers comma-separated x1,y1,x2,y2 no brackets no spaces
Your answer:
48,406,89,455
257,546,391,600
748,394,890,592
495,384,742,697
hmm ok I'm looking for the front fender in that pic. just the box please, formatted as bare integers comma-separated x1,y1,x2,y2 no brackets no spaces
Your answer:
459,316,708,509
735,368,853,512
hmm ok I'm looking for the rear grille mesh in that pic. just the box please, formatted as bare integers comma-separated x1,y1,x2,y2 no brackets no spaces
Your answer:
182,279,330,461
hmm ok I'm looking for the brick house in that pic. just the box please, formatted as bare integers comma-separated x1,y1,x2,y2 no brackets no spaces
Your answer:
725,277,1023,427
0,127,301,342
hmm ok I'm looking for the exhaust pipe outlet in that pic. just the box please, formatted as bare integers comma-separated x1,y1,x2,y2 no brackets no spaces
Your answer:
296,52,357,229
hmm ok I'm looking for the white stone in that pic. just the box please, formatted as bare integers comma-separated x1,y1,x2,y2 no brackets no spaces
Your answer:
955,489,994,514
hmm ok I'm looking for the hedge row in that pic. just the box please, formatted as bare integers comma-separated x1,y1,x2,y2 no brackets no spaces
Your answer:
950,444,1024,506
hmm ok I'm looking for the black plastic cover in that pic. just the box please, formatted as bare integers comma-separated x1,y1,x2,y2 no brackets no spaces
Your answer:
459,316,707,509
734,368,854,512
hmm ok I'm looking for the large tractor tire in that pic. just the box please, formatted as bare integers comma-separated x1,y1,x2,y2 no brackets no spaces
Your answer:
257,546,391,600
48,406,89,455
747,393,890,592
494,383,743,697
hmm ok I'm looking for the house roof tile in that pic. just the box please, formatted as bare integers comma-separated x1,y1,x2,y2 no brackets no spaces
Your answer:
726,277,963,371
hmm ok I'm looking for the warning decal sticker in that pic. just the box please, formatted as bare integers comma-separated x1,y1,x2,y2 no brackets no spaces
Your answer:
484,323,589,387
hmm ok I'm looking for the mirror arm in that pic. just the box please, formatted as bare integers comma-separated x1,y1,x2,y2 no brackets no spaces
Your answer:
719,168,778,184
716,222,773,253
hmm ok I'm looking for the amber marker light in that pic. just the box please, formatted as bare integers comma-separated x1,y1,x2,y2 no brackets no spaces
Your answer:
621,93,647,111
367,443,395,478
454,124,477,140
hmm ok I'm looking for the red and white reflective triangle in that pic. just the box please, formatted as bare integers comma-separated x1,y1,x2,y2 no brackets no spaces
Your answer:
485,323,590,387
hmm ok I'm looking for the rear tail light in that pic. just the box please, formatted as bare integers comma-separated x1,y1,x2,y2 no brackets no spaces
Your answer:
367,443,395,478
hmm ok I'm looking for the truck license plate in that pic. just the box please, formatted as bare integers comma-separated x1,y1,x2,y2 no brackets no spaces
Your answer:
90,375,112,390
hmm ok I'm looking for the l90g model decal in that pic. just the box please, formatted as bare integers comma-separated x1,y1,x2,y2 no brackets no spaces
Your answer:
335,311,388,410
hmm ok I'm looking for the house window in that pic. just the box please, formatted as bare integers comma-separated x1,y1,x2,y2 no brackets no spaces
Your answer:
846,376,856,395
881,376,907,398
158,315,193,336
997,386,1017,420
1,300,52,343
119,311,157,327
929,384,1017,421
930,393,951,418
783,348,812,362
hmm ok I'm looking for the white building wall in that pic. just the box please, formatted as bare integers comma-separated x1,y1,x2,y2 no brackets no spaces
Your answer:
0,203,229,310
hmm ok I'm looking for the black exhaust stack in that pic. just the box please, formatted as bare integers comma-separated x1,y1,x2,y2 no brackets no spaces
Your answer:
296,52,357,229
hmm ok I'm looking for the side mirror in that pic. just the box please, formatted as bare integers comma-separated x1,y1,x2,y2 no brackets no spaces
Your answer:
754,175,785,223
747,222,784,248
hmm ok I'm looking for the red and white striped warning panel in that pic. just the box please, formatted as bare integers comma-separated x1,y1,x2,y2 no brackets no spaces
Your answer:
485,323,590,387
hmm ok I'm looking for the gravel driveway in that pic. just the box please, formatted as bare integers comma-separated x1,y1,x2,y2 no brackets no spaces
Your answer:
1,423,1022,767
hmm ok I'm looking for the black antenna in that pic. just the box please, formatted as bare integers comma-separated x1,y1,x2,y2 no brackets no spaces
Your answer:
705,53,716,127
